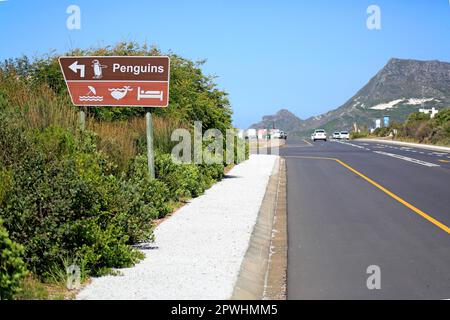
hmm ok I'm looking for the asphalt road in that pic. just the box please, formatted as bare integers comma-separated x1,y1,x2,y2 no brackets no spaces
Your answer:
281,139,450,299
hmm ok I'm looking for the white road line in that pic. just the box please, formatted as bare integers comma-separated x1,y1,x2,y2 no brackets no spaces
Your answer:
374,151,440,167
431,152,448,156
336,141,370,151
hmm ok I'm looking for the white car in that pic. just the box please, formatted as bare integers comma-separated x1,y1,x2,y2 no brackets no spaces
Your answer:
339,131,350,140
312,129,327,142
332,132,341,140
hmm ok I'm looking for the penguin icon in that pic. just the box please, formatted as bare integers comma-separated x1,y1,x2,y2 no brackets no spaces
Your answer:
92,60,107,79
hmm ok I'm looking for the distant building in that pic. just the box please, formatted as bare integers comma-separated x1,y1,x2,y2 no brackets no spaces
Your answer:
419,107,439,118
270,128,281,138
246,128,257,139
375,119,382,129
257,129,267,139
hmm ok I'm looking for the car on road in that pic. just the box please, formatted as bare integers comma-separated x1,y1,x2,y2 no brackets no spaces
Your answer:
332,132,341,140
339,131,350,140
312,129,327,142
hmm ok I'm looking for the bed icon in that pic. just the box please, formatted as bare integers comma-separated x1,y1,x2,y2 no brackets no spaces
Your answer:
137,87,164,101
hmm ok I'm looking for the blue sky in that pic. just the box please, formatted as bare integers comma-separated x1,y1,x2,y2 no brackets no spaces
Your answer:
0,0,449,128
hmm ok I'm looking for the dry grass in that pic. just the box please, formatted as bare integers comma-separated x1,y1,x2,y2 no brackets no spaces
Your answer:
0,76,80,132
1,77,186,169
87,115,185,169
24,88,80,132
87,117,143,169
14,276,83,300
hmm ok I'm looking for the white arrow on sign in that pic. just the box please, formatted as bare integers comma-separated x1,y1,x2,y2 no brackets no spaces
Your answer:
69,61,85,78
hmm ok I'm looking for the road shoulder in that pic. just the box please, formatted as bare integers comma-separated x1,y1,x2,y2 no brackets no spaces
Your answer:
231,158,287,300
77,155,278,300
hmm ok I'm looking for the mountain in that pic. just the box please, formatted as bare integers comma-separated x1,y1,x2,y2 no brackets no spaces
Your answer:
249,109,306,132
251,58,450,137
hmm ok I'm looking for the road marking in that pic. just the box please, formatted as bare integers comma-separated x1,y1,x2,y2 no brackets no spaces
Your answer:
284,155,450,234
438,159,450,163
431,152,448,156
336,140,370,151
374,151,440,167
335,159,450,234
302,139,313,146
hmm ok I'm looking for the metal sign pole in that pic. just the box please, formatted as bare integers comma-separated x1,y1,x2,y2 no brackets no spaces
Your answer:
146,110,155,180
80,107,86,131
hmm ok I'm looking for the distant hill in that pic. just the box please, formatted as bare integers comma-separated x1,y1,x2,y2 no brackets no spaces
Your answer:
249,109,306,132
250,58,450,137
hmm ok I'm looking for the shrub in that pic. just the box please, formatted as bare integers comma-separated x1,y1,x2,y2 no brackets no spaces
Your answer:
113,155,172,243
0,169,12,205
0,110,30,167
406,112,430,123
199,163,225,185
350,131,369,139
155,152,208,200
373,127,392,137
0,218,28,300
432,108,450,127
0,128,149,277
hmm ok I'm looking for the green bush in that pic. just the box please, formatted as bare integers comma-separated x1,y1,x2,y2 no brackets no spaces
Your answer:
373,127,391,137
0,218,28,300
406,112,430,123
0,126,153,277
0,169,12,205
155,152,210,200
432,108,450,127
0,110,30,167
113,155,172,243
350,131,369,139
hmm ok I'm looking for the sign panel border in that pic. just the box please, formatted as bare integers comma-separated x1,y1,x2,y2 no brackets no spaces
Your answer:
59,56,171,107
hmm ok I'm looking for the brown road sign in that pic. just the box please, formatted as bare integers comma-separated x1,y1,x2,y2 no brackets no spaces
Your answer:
59,56,170,107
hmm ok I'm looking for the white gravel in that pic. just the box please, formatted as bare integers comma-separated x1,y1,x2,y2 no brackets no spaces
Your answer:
77,154,278,300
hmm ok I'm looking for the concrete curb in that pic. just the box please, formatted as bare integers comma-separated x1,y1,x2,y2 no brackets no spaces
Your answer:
356,138,450,152
263,158,287,300
231,157,287,300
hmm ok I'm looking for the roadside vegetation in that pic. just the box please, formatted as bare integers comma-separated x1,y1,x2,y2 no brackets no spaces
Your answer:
0,42,248,299
350,109,450,146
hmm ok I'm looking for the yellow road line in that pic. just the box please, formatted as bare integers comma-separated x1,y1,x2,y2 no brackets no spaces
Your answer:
284,155,450,234
438,159,450,163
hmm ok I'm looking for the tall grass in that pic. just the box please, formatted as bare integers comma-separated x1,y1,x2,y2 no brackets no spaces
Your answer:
87,115,185,170
0,72,80,132
0,73,185,171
